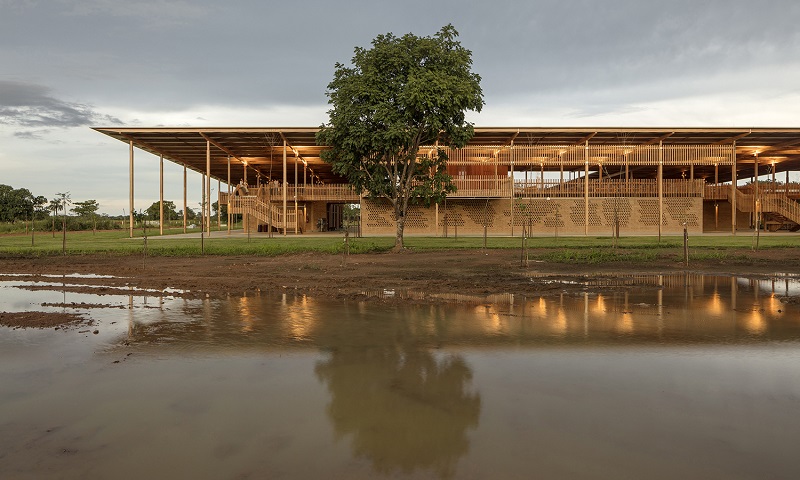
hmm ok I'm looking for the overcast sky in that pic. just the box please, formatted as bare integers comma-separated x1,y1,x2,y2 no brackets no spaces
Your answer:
2,0,799,214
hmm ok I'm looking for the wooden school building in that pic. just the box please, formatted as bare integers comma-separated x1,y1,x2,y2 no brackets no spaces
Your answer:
94,127,800,237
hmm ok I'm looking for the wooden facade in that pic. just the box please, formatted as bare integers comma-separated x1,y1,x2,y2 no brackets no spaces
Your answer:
93,127,800,237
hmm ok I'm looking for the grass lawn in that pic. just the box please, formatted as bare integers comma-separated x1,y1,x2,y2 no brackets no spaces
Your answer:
0,228,797,259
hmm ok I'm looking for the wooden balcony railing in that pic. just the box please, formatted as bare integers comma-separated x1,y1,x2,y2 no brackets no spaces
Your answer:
221,178,708,204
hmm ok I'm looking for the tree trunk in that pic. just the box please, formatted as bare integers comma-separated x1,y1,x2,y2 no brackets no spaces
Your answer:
394,213,405,251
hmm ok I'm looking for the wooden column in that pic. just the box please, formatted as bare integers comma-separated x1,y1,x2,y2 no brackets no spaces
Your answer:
658,141,663,241
206,140,211,236
584,141,589,236
294,153,299,235
754,153,759,229
772,163,776,194
183,164,187,233
625,155,629,195
731,142,737,234
787,170,790,196
159,154,164,236
435,203,439,237
129,140,134,238
217,179,221,231
227,155,231,234
510,156,514,236
283,139,287,236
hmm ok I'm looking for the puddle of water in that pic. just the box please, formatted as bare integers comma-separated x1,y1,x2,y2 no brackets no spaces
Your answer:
1,273,800,479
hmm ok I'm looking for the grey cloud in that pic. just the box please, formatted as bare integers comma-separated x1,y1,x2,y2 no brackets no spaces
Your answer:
0,80,123,128
13,129,51,140
60,0,211,25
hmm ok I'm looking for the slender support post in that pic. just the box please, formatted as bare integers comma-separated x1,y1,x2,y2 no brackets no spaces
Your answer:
217,179,221,231
227,155,231,234
283,140,288,236
540,163,544,190
625,155,629,194
183,164,187,233
658,141,664,241
731,142,737,234
754,153,759,230
584,141,589,236
201,173,206,234
786,170,790,197
772,165,776,194
435,202,439,237
510,158,515,236
294,154,299,234
159,154,164,236
243,161,247,186
129,140,134,238
206,140,211,236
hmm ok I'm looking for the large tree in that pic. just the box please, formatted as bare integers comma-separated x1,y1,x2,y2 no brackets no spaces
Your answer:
0,184,46,223
317,24,483,249
145,200,177,221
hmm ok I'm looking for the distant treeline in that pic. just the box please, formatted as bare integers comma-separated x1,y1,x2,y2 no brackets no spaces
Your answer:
0,183,226,234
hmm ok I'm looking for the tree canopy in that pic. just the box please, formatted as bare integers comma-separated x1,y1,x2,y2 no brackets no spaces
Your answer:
72,199,100,217
317,24,483,249
145,200,178,221
0,184,48,222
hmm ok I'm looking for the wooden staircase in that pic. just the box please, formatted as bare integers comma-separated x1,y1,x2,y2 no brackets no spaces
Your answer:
732,189,800,230
228,195,296,231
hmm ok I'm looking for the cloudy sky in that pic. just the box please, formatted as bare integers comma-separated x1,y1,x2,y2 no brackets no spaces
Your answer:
2,0,799,214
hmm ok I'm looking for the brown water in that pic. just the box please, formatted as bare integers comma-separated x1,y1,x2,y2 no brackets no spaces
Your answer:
1,274,800,479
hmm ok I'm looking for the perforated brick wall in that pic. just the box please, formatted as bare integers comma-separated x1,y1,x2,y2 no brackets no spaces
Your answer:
360,197,703,236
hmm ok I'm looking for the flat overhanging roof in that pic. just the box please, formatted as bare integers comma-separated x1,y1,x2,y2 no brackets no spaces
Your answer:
94,127,800,184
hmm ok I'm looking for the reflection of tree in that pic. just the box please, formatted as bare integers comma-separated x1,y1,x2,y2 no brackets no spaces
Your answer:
315,347,480,479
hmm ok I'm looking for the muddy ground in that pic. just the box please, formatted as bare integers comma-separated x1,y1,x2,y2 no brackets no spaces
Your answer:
2,247,799,303
3,248,800,327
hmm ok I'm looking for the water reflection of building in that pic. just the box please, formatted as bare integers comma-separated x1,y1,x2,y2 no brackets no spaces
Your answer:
123,274,800,350
112,273,800,477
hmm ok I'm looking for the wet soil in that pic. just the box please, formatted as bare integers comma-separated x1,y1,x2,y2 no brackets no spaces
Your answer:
0,311,90,329
2,247,799,305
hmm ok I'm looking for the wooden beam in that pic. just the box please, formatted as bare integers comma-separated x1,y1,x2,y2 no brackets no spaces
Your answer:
640,132,674,146
199,132,245,163
713,132,751,145
575,132,597,146
506,131,520,147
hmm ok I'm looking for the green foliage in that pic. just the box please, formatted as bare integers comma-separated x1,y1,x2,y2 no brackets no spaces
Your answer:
179,207,197,221
145,200,178,220
0,184,47,222
71,199,100,217
317,24,484,248
211,201,227,217
538,249,660,263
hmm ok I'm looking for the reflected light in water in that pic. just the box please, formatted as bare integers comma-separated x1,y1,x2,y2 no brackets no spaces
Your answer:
552,306,567,335
708,293,723,317
287,295,317,341
746,309,766,335
476,304,503,333
766,294,782,316
594,295,607,316
238,296,255,333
